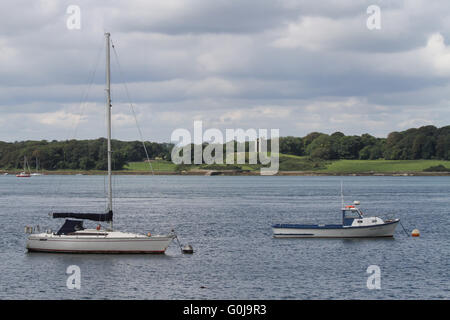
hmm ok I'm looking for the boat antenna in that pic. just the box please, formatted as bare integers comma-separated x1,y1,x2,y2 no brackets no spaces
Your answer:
105,32,113,230
340,180,344,209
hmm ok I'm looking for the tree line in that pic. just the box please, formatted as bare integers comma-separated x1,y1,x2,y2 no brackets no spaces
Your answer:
278,125,450,161
0,125,448,170
0,139,172,170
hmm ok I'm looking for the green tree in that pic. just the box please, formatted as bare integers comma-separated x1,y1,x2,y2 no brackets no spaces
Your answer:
306,134,337,160
280,136,304,156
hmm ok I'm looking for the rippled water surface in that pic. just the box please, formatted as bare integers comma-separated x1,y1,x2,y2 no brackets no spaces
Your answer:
0,175,448,299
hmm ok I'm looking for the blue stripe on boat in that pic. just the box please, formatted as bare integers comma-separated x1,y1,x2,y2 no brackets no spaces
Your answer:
272,224,344,229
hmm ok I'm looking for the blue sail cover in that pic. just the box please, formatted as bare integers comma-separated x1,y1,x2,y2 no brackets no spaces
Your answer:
57,219,85,235
52,211,113,222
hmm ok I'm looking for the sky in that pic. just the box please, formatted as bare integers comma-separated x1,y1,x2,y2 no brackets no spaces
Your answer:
1,0,450,142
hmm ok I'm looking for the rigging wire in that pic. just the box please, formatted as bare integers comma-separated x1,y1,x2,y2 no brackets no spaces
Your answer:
26,157,32,174
49,37,105,215
109,37,155,175
72,40,105,139
108,61,119,228
110,36,162,232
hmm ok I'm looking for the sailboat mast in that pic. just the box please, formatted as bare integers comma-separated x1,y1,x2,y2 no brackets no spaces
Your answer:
105,32,113,229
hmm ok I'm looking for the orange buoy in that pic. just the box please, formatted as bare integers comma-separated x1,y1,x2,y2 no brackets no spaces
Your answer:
411,229,420,237
96,224,101,231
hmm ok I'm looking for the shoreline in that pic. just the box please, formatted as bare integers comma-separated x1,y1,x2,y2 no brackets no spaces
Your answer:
2,170,450,176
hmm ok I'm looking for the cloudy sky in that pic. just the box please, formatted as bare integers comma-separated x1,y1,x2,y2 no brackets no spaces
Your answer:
1,0,450,142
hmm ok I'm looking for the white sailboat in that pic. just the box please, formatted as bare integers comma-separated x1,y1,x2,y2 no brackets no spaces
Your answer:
26,33,175,253
30,157,43,176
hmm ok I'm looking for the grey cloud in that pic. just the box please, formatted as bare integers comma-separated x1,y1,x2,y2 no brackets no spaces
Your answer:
0,0,449,142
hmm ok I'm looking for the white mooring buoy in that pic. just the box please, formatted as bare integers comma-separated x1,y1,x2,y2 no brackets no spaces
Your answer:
411,229,420,237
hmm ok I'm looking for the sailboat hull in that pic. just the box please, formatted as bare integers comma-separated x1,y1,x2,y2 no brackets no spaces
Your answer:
26,232,174,254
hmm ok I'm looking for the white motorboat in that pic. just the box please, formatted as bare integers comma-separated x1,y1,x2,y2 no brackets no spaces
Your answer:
272,201,399,238
26,33,175,254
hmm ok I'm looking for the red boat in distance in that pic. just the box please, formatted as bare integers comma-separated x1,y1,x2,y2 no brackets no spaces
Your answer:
16,172,31,177
16,156,31,177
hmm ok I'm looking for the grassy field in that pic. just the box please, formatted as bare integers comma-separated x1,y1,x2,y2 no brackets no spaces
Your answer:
122,157,450,174
5,157,448,175
318,159,450,173
124,160,177,172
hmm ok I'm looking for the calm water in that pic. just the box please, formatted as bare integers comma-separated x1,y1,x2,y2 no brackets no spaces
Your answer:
0,175,448,299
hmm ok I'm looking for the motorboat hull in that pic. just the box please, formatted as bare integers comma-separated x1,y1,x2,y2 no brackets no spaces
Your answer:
272,220,399,238
26,232,174,254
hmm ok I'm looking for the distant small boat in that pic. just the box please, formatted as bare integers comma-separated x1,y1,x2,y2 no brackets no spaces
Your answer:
16,156,31,177
30,157,43,176
272,201,399,238
16,172,31,177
